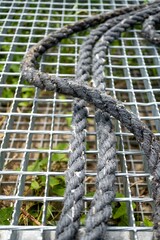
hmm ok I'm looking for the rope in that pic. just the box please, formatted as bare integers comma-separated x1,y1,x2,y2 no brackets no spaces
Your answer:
83,110,116,240
142,12,160,45
55,100,87,240
21,1,160,239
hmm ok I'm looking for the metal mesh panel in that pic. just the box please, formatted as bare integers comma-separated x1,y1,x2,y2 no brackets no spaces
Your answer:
0,0,160,239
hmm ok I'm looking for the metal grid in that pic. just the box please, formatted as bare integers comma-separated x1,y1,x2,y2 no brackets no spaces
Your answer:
0,0,160,239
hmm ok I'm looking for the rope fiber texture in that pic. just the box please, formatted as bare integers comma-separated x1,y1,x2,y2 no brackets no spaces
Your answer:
21,1,160,239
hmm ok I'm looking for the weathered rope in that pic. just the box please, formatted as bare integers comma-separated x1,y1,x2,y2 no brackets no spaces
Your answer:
77,26,117,239
21,1,160,239
55,100,88,240
142,12,160,45
76,18,117,239
83,110,116,240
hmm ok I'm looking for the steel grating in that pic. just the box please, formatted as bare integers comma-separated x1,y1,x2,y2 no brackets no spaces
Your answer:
0,0,160,240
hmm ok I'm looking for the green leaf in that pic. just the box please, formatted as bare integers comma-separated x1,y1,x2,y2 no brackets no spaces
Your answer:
2,88,14,98
118,214,128,226
143,217,153,227
132,202,136,210
10,64,19,72
52,186,65,196
27,159,41,171
56,176,65,183
46,204,53,220
52,153,68,162
113,202,127,219
31,180,40,190
28,157,48,171
0,207,13,225
18,102,32,107
52,143,68,162
85,191,95,197
66,117,72,127
39,157,48,167
80,214,86,225
39,176,46,185
115,192,125,198
53,143,68,150
49,177,60,188
58,95,67,105
1,219,10,225
113,192,127,219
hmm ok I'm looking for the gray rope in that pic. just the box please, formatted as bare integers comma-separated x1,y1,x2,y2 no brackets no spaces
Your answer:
55,100,87,240
21,1,160,239
142,12,160,45
82,110,116,240
76,14,117,239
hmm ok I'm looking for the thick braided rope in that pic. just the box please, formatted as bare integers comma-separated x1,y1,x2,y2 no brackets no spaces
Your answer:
82,110,116,240
73,14,117,239
76,22,117,239
88,6,160,236
75,13,131,82
57,29,116,239
21,1,160,239
83,33,117,240
142,12,160,45
86,6,160,239
55,100,87,240
56,11,95,238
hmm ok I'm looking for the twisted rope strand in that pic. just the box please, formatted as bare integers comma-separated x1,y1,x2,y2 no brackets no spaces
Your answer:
54,7,135,240
21,1,160,239
142,12,160,45
55,100,87,240
91,9,160,239
82,110,116,240
76,12,132,82
75,13,117,239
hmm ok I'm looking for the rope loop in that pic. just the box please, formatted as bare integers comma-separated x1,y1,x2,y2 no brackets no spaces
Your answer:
21,1,160,239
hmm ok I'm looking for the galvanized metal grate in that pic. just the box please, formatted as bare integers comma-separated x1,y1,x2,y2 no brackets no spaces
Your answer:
0,0,160,239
